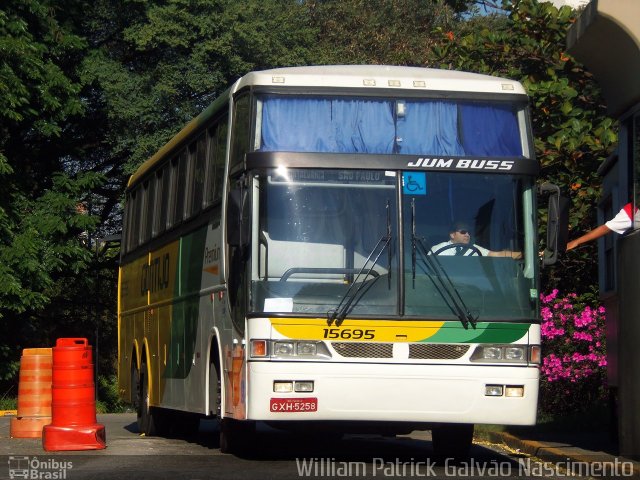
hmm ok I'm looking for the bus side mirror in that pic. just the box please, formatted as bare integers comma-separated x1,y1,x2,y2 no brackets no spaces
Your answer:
226,186,250,247
539,183,569,266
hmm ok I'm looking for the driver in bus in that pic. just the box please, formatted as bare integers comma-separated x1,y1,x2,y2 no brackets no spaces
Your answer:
430,221,522,259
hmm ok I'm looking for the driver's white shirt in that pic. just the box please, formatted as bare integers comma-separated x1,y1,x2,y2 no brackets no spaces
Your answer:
430,240,490,256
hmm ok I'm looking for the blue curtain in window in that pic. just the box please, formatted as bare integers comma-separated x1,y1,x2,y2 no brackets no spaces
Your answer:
396,101,465,156
261,98,394,153
261,98,335,152
261,97,522,157
459,104,521,156
331,99,394,153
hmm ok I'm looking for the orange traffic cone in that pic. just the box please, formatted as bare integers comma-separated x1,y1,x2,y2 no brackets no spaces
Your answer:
10,348,53,438
42,338,106,451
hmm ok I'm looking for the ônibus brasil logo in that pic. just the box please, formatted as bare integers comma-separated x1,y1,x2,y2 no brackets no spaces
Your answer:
8,456,73,480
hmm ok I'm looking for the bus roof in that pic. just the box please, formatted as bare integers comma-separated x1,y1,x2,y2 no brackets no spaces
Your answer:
232,65,527,96
127,66,526,189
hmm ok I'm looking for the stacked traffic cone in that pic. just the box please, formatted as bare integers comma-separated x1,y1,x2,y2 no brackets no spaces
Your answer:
42,338,106,451
10,348,53,438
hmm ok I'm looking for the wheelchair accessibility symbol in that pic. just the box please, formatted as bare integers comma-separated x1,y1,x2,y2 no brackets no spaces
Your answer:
402,172,427,195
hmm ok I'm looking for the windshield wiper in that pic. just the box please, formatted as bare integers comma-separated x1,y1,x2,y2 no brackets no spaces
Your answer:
411,199,477,329
327,201,392,327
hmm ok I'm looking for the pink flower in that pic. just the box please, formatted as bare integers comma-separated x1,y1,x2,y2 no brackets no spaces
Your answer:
573,331,593,342
539,290,606,388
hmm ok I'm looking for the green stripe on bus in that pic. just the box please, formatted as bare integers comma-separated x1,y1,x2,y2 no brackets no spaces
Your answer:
423,322,529,343
165,226,208,379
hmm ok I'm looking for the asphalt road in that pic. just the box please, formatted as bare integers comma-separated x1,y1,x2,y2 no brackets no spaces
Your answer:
1,414,557,480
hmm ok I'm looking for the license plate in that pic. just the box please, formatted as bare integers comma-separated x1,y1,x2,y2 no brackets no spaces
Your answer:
270,397,318,413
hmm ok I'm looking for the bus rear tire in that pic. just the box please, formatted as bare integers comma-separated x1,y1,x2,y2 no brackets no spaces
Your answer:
432,423,474,459
137,362,169,436
136,363,151,434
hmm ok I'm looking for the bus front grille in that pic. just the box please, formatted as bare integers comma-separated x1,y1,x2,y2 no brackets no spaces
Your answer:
329,342,469,359
408,344,469,359
331,342,393,358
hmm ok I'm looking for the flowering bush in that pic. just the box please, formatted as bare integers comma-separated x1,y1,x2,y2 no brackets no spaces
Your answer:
538,290,607,415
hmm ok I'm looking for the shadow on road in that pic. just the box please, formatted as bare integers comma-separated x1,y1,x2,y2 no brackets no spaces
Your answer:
160,418,522,467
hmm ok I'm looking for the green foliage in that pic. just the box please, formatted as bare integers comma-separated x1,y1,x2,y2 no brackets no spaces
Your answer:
0,345,20,383
0,0,105,385
0,172,102,318
0,1,84,136
0,395,17,411
308,0,457,65
96,374,126,413
81,0,317,175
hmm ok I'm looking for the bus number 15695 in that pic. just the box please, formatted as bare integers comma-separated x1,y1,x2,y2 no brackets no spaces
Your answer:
322,328,375,340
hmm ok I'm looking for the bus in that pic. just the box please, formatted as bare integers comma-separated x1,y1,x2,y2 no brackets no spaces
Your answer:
118,65,563,456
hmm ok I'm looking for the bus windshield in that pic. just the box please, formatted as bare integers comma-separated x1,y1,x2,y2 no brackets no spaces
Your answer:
250,168,537,321
403,171,537,321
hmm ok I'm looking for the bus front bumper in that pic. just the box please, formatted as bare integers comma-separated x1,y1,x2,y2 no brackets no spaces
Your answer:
246,361,538,425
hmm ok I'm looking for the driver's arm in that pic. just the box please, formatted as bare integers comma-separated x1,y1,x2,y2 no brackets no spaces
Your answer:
488,250,522,259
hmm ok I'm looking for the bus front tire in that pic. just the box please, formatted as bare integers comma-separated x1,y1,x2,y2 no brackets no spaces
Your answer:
209,354,220,418
219,418,256,454
431,423,474,459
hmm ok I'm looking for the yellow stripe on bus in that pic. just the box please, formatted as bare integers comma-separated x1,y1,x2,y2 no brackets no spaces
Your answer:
271,318,445,343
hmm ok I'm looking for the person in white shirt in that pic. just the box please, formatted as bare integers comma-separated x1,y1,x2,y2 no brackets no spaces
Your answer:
430,221,522,259
567,203,639,251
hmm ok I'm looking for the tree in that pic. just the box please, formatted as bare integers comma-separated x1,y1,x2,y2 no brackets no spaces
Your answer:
77,0,317,179
307,0,458,65
0,1,105,384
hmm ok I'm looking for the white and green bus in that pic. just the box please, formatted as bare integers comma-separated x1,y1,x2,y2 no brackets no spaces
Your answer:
118,65,563,455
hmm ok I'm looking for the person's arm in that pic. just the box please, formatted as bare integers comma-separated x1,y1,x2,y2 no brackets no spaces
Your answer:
488,250,522,259
476,244,521,259
566,224,612,251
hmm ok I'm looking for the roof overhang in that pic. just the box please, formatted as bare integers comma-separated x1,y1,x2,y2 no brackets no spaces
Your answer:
567,0,640,118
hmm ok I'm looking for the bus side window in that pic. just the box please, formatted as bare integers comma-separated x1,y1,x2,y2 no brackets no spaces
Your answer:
191,135,207,215
153,168,164,237
167,157,178,229
214,120,228,202
123,192,133,253
160,162,172,232
129,188,141,250
204,126,218,207
227,177,250,334
173,152,188,225
204,117,228,207
230,95,250,174
184,143,197,218
141,179,154,245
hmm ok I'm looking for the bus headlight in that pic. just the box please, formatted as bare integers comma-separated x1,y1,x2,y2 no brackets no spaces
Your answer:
505,347,525,361
481,346,503,360
250,340,331,359
273,342,295,356
471,345,536,364
296,342,317,356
